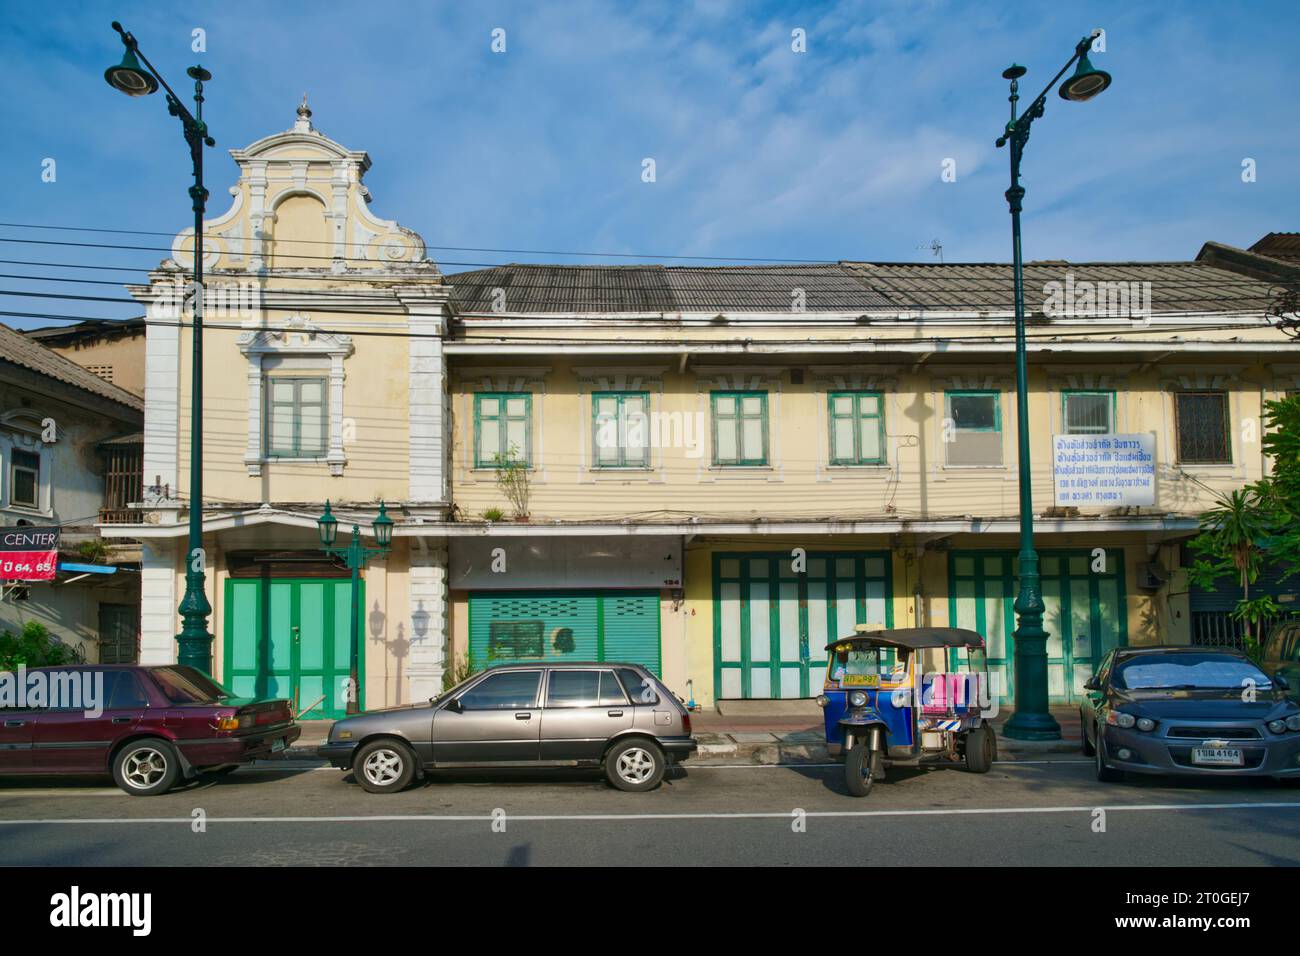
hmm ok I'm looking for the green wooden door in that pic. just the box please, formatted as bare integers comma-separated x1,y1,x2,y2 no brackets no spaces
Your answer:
223,577,361,719
714,552,892,700
949,550,1126,704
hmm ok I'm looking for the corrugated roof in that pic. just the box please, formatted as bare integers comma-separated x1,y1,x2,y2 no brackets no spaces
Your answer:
1250,233,1300,263
451,263,891,313
841,261,1277,313
449,259,1278,315
665,264,892,312
0,324,144,412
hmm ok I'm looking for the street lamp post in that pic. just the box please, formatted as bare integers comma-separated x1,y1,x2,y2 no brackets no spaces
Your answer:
317,501,394,715
996,33,1111,740
106,22,218,673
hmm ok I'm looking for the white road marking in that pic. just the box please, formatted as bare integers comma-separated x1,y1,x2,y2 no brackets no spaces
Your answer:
1,800,1298,826
0,789,123,797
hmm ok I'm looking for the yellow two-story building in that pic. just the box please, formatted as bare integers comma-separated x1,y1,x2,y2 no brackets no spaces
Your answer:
105,107,1298,715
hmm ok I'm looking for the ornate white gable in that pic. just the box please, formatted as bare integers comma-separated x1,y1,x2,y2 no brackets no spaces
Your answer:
168,97,438,276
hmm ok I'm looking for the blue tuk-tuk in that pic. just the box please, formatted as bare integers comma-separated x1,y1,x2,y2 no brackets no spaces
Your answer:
817,625,995,796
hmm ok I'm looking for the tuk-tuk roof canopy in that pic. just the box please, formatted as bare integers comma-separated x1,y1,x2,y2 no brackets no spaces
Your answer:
824,626,985,652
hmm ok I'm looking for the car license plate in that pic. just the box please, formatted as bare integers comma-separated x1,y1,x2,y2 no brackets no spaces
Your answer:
1191,746,1243,766
271,737,287,753
842,675,880,688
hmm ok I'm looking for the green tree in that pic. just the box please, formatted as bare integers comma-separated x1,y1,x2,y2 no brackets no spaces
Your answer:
1187,394,1300,660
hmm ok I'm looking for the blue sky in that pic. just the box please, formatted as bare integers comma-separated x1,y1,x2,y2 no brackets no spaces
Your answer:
0,0,1296,326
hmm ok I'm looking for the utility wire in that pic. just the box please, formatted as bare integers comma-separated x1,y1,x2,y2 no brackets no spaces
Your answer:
0,234,1290,290
0,306,1282,347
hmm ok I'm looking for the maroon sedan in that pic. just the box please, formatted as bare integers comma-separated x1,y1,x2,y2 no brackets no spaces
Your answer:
0,664,300,795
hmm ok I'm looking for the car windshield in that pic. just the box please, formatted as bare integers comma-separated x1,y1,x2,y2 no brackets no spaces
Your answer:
828,644,904,680
150,666,231,703
430,673,481,707
1113,653,1270,691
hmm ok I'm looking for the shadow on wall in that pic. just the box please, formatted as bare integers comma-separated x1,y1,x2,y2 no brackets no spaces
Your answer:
368,598,412,707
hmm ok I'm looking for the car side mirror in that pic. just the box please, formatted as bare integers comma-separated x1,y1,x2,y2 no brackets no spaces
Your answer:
445,698,464,713
1083,678,1101,692
1274,671,1291,691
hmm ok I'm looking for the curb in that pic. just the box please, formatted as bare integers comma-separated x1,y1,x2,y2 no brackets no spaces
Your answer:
277,735,1083,766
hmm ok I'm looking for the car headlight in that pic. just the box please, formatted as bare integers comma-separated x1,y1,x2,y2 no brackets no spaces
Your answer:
849,691,868,708
1268,719,1287,734
1136,717,1156,732
1107,711,1136,729
1286,715,1300,732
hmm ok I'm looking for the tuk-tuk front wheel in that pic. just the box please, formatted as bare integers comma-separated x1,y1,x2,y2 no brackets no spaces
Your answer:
844,742,883,797
963,725,995,773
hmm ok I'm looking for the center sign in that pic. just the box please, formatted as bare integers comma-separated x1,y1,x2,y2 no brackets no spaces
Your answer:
0,526,60,581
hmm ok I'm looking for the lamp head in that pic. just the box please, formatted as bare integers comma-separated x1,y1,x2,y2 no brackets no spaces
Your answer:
317,500,338,548
105,44,157,97
1059,51,1111,101
373,501,394,549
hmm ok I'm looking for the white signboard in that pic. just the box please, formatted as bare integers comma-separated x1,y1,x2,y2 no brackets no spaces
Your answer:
1052,433,1156,507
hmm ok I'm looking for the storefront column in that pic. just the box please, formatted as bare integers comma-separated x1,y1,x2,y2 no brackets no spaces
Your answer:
408,545,448,701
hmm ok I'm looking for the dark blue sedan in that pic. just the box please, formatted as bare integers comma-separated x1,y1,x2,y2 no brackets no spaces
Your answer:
1081,645,1300,783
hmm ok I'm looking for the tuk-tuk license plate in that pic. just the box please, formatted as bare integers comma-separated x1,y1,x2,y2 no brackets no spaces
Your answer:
841,675,880,688
1191,747,1243,766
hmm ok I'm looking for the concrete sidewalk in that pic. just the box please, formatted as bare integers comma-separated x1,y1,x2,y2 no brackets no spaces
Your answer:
279,706,1082,765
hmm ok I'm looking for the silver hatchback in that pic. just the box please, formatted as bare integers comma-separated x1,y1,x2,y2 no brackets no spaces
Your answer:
319,662,697,793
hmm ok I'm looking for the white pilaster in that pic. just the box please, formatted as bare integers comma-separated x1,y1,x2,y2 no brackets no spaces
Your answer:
407,544,448,701
142,297,180,498
243,353,263,476
139,542,178,664
400,288,451,504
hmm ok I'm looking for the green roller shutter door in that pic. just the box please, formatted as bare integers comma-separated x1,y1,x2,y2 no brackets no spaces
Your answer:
601,592,661,672
468,590,661,675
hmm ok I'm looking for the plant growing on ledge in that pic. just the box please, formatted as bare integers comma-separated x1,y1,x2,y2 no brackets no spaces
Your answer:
75,538,109,564
491,444,530,520
482,506,504,522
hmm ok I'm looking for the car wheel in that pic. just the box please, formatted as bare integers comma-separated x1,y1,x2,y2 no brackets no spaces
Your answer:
605,739,666,792
964,725,995,773
844,742,883,797
112,740,180,796
1094,725,1123,782
354,740,417,794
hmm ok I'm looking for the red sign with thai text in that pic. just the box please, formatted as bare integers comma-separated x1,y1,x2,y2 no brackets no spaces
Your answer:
0,527,59,581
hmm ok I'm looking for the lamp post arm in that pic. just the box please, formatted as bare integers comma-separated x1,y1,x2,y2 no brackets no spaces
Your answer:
112,22,197,126
995,33,1098,149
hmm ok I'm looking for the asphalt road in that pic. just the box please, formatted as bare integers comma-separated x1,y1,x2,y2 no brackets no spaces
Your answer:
2,757,1298,866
